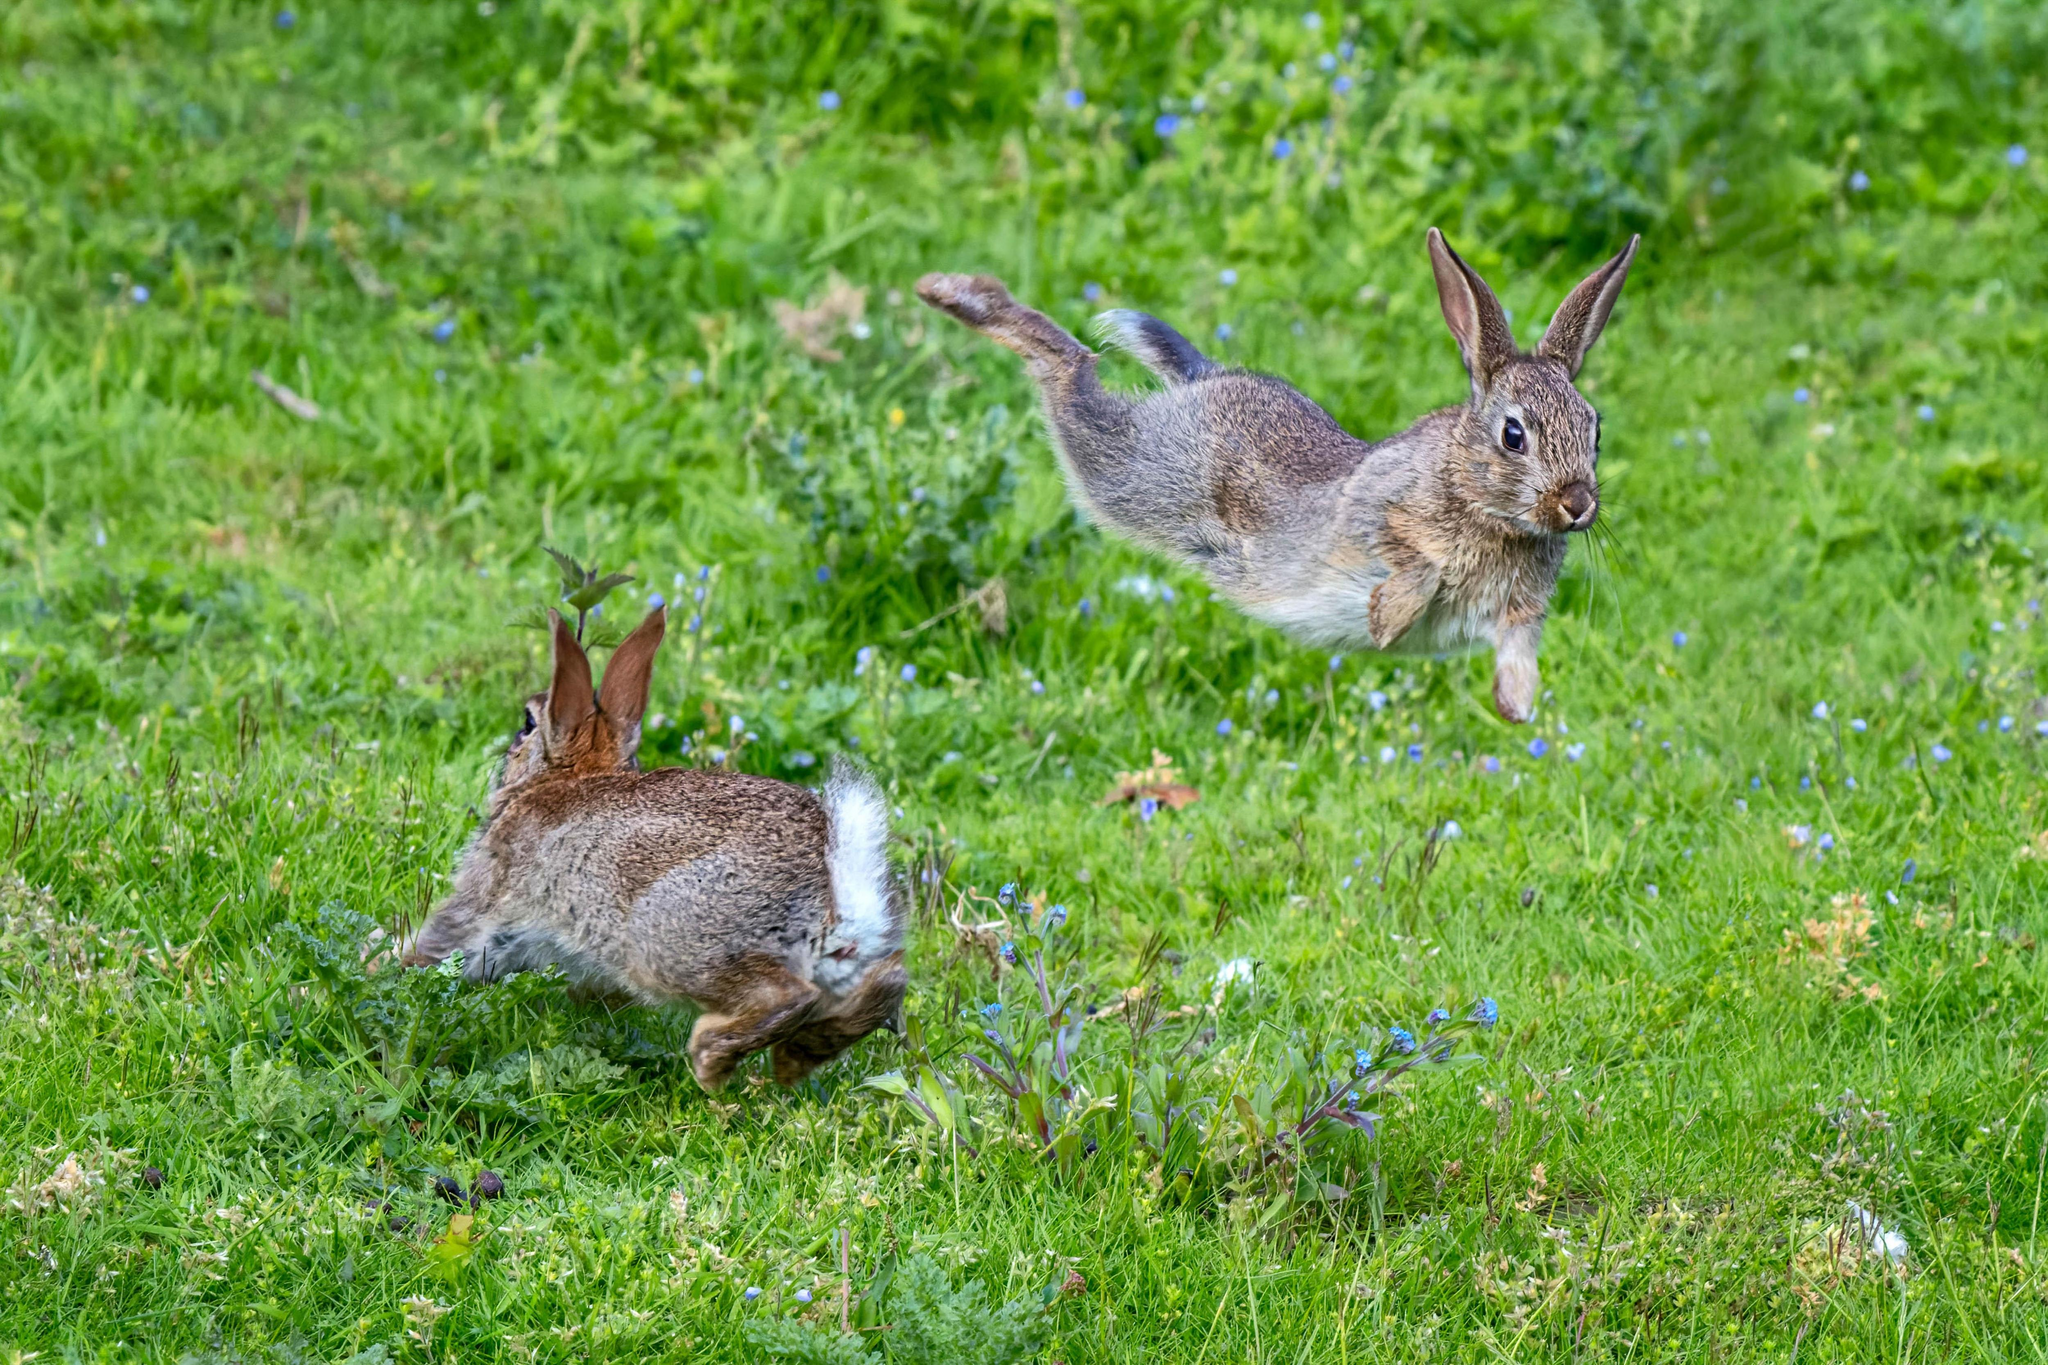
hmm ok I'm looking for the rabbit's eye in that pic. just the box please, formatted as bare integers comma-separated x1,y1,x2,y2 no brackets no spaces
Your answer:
518,710,537,737
1501,417,1526,452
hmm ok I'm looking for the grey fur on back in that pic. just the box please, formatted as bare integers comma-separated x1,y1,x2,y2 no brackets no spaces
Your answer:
914,229,1638,724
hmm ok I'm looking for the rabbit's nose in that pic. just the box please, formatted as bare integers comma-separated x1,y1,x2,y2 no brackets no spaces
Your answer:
1557,482,1598,531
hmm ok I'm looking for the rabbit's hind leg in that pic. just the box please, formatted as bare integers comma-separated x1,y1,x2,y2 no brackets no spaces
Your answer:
918,272,1147,537
771,952,908,1085
916,273,1091,381
687,957,823,1092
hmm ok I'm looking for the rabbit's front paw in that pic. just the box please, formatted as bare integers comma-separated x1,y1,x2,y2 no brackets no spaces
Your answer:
1492,657,1538,724
565,980,635,1009
1368,566,1438,649
1492,621,1542,723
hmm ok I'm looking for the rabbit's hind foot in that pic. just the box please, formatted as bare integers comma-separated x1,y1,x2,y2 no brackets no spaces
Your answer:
686,958,823,1092
916,273,1091,374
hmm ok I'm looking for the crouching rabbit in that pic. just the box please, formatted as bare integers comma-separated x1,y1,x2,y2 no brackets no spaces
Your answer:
404,606,906,1091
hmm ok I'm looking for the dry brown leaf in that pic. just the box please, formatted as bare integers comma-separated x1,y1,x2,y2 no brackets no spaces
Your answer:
1780,891,1885,1000
973,577,1008,636
1513,1162,1549,1212
1100,780,1201,810
1780,891,1873,971
328,217,395,299
1086,984,1151,1019
901,577,1008,639
771,272,866,362
203,525,250,557
250,370,321,421
946,886,1012,977
1099,748,1200,809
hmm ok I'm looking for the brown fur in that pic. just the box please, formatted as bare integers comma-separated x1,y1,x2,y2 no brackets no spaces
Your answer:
916,227,1639,723
771,951,909,1086
404,607,906,1092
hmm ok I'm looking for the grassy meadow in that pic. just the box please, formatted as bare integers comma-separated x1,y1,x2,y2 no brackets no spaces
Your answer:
3,1,2048,1359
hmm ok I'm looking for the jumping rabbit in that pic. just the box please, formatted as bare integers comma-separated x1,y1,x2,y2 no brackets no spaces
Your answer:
916,228,1638,722
403,606,906,1092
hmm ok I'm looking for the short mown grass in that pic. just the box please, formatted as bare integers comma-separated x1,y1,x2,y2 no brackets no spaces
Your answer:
3,2,2048,1360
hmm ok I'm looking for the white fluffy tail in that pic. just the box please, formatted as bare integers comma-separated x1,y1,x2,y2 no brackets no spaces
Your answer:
823,759,899,964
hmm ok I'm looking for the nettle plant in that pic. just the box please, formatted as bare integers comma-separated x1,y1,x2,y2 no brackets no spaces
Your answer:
281,901,486,1089
277,901,636,1145
866,890,1497,1230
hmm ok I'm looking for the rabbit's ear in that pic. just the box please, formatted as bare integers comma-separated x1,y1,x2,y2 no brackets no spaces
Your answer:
1537,235,1639,377
598,605,667,727
1427,228,1516,392
546,610,596,733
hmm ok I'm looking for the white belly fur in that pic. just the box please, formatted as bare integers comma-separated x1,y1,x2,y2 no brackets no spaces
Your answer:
1229,566,1498,657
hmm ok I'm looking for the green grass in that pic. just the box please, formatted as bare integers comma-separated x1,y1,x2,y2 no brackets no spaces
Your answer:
3,1,2048,1359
